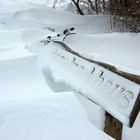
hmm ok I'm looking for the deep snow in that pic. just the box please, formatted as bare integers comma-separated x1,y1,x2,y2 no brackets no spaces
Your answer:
0,0,140,140
0,93,114,140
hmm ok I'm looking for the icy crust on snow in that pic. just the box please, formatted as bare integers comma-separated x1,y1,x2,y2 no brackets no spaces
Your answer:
47,44,140,126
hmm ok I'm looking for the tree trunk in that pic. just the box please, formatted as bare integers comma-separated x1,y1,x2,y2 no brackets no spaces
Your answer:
71,0,84,15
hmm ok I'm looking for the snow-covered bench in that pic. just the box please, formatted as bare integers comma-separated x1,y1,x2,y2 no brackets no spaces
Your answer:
46,40,140,140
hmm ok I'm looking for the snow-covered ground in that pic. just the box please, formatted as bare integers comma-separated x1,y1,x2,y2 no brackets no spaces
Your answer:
0,93,114,140
0,0,139,140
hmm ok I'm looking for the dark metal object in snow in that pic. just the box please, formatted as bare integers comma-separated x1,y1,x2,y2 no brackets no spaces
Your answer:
40,27,76,45
63,27,76,41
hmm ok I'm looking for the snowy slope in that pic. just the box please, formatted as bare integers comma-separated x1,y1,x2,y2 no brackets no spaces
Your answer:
0,2,114,140
0,47,53,101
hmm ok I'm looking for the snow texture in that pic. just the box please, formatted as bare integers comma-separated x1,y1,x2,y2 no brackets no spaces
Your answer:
0,0,139,140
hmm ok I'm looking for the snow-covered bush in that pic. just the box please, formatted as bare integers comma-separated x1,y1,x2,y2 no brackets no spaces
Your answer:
71,0,107,15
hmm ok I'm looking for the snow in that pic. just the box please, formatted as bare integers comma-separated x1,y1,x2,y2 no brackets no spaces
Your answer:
0,47,52,102
0,93,113,140
75,92,106,130
122,112,140,140
0,0,139,140
64,33,140,75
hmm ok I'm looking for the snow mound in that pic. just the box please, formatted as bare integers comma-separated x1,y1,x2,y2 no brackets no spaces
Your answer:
0,93,114,140
0,47,52,102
